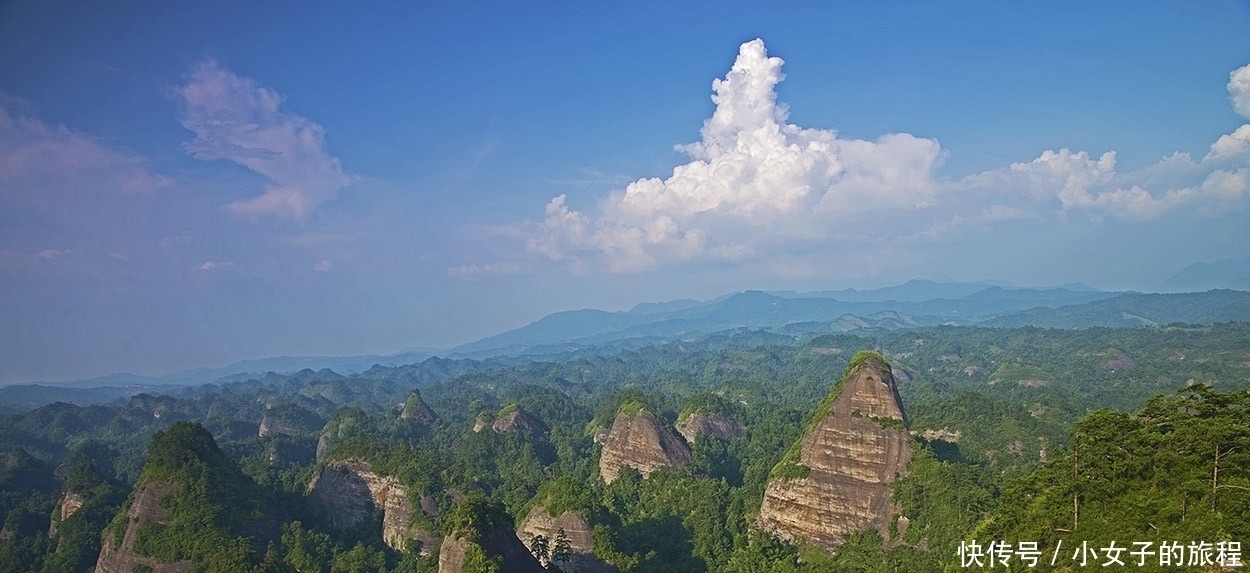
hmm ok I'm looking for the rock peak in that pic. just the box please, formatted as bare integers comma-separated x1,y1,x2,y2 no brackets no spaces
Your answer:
756,351,913,552
598,407,692,484
492,406,545,436
401,389,438,425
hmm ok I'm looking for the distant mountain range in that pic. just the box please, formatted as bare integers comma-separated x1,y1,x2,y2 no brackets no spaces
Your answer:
1158,255,1250,292
449,281,1115,355
7,281,1249,401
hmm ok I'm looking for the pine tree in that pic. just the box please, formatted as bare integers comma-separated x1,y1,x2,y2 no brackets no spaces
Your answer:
529,534,550,566
551,528,572,564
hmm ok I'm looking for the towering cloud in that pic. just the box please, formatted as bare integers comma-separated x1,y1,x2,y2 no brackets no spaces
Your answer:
520,44,1250,274
529,39,942,272
176,61,352,220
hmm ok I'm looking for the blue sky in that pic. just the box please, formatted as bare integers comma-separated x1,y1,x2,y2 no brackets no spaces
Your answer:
2,1,1249,383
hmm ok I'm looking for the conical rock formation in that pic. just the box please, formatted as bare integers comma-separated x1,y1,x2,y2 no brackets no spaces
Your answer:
756,352,913,552
492,406,545,436
598,406,692,484
401,389,438,425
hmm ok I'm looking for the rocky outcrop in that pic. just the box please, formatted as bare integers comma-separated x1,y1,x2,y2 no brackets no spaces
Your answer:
756,353,913,552
439,528,546,573
492,407,545,436
316,409,365,461
96,423,282,572
316,434,332,461
309,460,439,553
47,490,85,537
676,412,743,443
258,412,294,437
401,390,438,425
598,408,693,484
516,507,616,573
94,481,190,573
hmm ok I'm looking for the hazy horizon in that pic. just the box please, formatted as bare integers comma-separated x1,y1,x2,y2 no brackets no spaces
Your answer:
3,2,1249,384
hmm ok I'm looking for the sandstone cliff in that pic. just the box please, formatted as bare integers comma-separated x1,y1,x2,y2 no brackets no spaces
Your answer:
96,422,280,572
439,528,547,573
756,352,913,552
94,481,190,573
257,412,294,437
516,506,617,573
492,406,545,436
676,412,743,443
308,460,439,553
598,407,693,484
47,490,84,538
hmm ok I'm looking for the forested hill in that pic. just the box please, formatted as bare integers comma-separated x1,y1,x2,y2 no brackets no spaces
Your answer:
7,287,1245,399
1,323,1248,571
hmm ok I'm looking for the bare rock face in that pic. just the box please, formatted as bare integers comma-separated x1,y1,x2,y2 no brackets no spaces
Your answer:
316,416,357,462
516,507,617,573
439,529,547,573
676,412,744,443
598,408,693,484
47,490,85,537
308,460,439,554
756,353,913,552
95,481,190,573
258,412,294,437
492,408,545,436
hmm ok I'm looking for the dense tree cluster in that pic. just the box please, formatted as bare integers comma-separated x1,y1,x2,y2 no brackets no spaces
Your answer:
0,323,1247,571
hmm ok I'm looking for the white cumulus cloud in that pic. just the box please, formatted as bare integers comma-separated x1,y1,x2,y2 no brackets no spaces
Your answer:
1230,63,1250,119
176,61,352,220
1209,124,1250,159
516,43,1250,275
529,39,943,272
959,143,1250,221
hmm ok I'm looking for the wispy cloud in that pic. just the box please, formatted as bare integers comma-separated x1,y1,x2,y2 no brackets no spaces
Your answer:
175,60,352,220
197,259,234,271
0,100,170,213
522,42,1250,273
446,261,525,281
544,167,635,188
0,248,72,266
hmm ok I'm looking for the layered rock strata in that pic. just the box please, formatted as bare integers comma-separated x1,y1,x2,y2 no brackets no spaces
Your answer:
257,412,294,437
308,460,438,553
492,408,545,436
48,490,84,537
598,408,692,484
676,412,743,443
756,353,913,552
